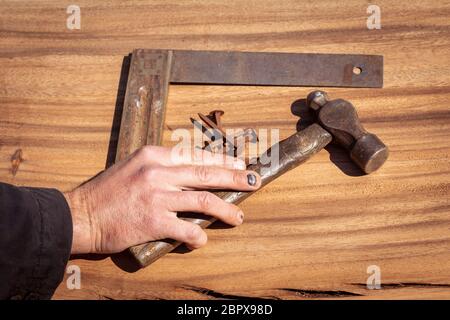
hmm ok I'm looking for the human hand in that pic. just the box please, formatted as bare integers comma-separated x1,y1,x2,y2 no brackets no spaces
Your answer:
64,146,261,254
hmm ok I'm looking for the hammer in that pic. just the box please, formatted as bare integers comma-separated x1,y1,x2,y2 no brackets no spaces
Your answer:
129,90,389,267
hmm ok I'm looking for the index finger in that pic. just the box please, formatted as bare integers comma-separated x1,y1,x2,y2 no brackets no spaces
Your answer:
135,145,246,170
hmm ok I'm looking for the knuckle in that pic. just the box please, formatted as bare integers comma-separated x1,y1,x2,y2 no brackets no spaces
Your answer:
140,166,161,183
186,225,205,246
197,191,213,210
136,145,156,160
194,166,213,183
227,204,240,219
140,166,153,182
232,170,243,186
186,225,200,241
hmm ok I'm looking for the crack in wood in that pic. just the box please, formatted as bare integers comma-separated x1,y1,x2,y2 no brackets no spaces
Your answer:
182,285,364,300
280,288,363,298
182,285,277,300
10,148,23,176
350,282,450,289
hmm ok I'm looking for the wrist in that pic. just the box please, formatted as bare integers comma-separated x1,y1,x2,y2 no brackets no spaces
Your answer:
64,189,95,254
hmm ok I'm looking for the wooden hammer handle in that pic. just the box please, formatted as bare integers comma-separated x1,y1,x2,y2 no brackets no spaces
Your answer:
130,124,332,267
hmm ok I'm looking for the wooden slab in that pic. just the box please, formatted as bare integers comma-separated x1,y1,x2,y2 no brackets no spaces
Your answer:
0,0,449,299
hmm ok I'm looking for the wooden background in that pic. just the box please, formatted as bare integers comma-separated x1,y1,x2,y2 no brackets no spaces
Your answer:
0,0,449,299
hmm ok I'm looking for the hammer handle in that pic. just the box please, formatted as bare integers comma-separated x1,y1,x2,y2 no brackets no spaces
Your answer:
130,124,332,267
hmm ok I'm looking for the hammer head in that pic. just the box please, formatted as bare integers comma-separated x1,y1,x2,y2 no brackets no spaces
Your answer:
306,90,388,174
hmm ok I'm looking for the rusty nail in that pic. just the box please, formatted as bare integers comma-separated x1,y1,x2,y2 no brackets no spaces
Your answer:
198,112,226,135
209,110,225,130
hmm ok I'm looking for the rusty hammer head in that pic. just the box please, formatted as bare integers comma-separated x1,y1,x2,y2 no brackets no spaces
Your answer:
306,90,388,174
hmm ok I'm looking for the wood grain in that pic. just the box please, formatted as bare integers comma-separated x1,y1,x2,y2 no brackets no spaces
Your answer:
0,0,449,299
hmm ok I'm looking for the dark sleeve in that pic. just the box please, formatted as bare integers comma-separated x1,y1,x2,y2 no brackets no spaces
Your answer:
0,182,73,300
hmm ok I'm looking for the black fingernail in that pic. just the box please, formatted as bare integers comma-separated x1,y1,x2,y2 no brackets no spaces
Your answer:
247,173,257,186
238,211,244,223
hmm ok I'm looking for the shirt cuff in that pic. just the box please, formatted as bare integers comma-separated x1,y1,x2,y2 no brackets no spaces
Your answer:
4,186,73,299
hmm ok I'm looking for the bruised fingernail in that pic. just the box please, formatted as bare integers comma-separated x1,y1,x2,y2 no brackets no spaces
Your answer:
237,210,244,224
247,173,257,186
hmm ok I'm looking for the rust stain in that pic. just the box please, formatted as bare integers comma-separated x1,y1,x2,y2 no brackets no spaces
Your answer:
11,148,23,176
